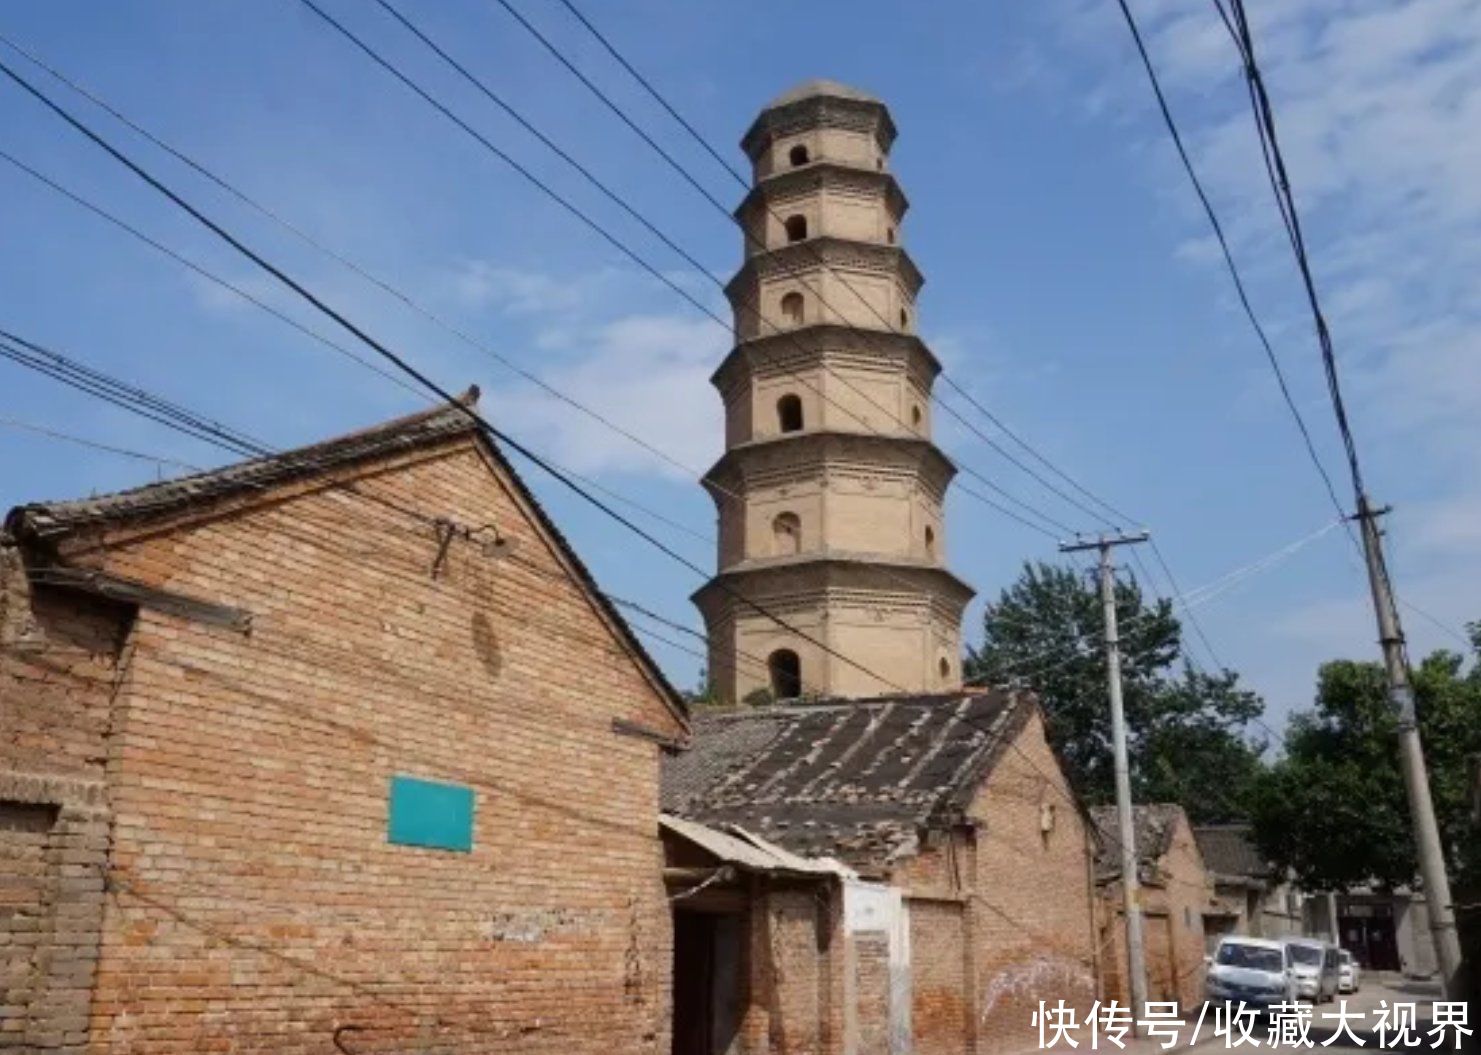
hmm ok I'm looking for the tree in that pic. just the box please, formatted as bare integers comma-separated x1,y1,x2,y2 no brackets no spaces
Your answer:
1249,629,1481,892
965,561,1267,823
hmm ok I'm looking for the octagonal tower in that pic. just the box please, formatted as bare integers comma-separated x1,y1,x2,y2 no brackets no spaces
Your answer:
694,80,974,703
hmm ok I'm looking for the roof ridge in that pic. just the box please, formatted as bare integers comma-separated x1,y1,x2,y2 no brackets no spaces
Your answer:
8,388,482,539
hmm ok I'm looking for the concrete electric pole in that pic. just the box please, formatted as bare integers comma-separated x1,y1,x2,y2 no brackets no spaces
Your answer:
1355,497,1465,996
1062,530,1151,1019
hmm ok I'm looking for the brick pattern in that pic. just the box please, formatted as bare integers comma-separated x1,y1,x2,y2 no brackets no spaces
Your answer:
909,900,966,1055
1099,812,1210,1011
2,548,126,1053
0,801,58,1049
853,933,890,1055
762,891,828,1055
6,439,685,1053
970,710,1099,1055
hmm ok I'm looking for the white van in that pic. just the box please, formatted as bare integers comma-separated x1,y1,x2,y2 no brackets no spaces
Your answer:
1205,936,1296,1008
1283,938,1341,1003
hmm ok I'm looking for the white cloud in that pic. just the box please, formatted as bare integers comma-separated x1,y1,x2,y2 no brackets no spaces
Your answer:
1038,0,1481,645
489,312,728,479
449,261,587,316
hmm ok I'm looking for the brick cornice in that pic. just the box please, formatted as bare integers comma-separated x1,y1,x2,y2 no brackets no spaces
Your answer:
724,237,924,305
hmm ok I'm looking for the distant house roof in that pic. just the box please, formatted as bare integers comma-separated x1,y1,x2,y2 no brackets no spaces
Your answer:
5,388,687,724
1089,803,1188,883
661,690,1033,868
1193,824,1272,883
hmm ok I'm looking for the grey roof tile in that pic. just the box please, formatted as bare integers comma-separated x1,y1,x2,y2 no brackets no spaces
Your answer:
662,690,1030,867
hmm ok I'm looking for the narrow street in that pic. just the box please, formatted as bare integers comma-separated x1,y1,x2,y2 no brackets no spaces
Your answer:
1190,974,1469,1053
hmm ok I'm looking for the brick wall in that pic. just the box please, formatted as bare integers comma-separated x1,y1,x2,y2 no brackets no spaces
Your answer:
909,899,966,1055
7,439,685,1053
1,547,126,1053
970,709,1099,1055
1098,810,1211,1012
853,932,890,1055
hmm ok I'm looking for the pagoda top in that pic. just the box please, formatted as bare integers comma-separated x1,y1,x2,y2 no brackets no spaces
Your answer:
765,79,880,109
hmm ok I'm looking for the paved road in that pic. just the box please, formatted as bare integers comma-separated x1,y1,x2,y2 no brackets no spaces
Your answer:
1196,974,1468,1053
1031,976,1469,1055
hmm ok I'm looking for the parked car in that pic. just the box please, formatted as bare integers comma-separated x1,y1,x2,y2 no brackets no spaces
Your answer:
1338,949,1361,994
1205,936,1296,1009
1284,938,1341,1003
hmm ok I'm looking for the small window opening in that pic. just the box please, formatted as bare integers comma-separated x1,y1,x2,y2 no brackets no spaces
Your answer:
784,215,808,243
772,512,801,556
876,157,884,171
911,404,923,427
886,226,896,245
899,308,909,329
924,525,936,555
768,649,802,699
781,291,805,326
788,144,810,167
938,656,951,680
777,394,803,433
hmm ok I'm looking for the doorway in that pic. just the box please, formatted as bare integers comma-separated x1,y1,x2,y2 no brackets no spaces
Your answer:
1340,908,1400,971
671,910,742,1055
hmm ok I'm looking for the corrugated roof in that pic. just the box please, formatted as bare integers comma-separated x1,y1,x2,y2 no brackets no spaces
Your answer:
659,814,856,879
662,690,1031,867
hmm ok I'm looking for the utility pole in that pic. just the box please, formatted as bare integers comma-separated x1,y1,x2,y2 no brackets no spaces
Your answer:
1354,497,1464,996
1062,530,1150,1020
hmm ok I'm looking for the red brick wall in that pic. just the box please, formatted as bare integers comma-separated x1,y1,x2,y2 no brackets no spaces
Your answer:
1099,812,1210,1011
1,548,127,1053
8,439,685,1053
970,708,1099,1055
909,899,966,1055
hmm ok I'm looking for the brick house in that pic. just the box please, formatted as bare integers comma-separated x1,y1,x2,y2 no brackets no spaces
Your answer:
661,690,1100,1055
0,392,689,1053
1193,823,1303,948
1092,804,1212,1011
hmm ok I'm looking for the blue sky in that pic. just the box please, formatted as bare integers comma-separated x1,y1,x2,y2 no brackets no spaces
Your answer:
3,0,1477,728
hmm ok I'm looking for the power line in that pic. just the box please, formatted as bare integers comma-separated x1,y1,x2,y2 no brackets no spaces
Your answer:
0,149,712,551
532,0,1142,534
0,68,912,698
498,0,1259,690
0,31,726,492
0,416,201,471
0,134,995,620
0,31,1049,544
297,0,1067,539
1143,542,1224,671
1110,0,1352,531
1215,0,1365,501
469,0,1099,537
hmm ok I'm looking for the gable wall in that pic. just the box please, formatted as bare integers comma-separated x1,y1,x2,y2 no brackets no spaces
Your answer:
968,708,1098,1053
15,439,683,1053
1098,812,1212,1012
1,549,127,1053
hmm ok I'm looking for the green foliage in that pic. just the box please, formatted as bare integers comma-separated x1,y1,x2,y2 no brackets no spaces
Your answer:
964,561,1267,823
741,686,776,708
1250,636,1481,891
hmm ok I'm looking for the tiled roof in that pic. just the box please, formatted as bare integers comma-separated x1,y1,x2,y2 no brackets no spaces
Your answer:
662,690,1031,868
1090,803,1187,882
7,390,484,540
5,388,687,723
1193,824,1271,881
